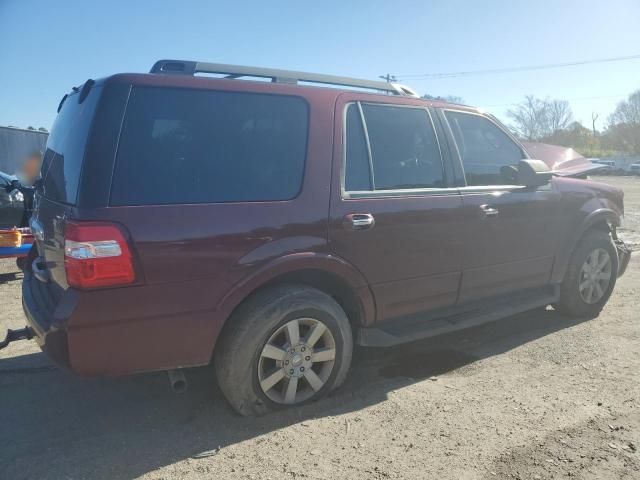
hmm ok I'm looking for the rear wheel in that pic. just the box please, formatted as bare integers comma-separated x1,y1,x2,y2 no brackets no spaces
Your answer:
16,257,27,271
215,285,353,416
555,229,618,317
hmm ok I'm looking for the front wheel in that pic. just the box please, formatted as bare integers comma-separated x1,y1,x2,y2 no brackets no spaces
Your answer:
215,285,353,416
555,229,618,317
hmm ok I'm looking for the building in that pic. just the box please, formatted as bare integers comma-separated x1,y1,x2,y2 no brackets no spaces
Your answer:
0,126,48,174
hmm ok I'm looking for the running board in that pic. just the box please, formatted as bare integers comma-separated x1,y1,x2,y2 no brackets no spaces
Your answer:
357,286,559,347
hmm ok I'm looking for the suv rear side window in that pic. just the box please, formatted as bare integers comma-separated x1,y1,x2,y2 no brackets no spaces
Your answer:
345,104,444,191
110,88,309,206
40,86,102,204
444,111,524,186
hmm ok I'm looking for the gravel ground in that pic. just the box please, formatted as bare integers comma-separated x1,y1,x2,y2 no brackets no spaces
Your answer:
1,176,639,480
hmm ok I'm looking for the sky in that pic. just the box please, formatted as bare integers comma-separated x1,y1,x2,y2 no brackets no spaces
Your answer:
1,0,639,131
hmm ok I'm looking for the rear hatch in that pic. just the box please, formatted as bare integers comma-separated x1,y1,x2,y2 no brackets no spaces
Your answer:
32,83,103,288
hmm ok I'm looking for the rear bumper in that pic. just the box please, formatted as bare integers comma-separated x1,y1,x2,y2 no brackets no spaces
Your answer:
616,239,631,277
22,269,71,369
22,267,224,376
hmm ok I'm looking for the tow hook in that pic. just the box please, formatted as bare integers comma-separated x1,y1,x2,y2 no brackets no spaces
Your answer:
0,327,34,350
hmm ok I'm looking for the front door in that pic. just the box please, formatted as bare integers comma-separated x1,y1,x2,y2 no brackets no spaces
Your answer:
442,109,561,303
329,97,466,322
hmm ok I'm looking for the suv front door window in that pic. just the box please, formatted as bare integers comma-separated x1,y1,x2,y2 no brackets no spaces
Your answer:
445,110,523,186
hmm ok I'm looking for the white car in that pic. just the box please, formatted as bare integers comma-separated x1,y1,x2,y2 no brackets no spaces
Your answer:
591,159,615,168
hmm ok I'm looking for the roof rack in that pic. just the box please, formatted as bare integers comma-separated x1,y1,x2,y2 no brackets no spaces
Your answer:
149,59,418,97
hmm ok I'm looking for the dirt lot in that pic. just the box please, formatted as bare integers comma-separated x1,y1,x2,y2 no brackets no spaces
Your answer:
1,176,639,480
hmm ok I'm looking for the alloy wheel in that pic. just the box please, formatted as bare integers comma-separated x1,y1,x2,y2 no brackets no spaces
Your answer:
578,248,613,304
257,317,336,405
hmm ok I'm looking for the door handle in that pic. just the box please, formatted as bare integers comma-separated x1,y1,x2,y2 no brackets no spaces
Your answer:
480,204,499,218
343,213,375,231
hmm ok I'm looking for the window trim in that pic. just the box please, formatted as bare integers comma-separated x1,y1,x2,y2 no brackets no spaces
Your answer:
441,108,530,190
341,101,455,199
357,102,376,189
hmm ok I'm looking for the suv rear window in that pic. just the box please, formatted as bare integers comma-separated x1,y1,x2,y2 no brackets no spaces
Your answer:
40,86,102,204
110,87,309,206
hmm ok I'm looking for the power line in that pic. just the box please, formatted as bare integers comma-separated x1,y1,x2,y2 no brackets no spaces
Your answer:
395,54,640,80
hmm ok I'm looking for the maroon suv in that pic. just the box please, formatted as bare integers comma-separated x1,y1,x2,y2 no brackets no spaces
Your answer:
21,60,630,415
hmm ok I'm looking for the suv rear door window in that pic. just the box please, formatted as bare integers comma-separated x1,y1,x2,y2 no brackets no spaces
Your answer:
40,86,102,204
444,111,524,186
354,104,444,191
110,88,309,206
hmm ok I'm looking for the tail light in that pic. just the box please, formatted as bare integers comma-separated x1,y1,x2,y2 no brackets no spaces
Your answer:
64,222,135,289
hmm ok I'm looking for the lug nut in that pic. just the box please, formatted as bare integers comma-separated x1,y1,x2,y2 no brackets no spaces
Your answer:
285,360,289,365
289,369,294,375
301,346,306,352
300,366,305,372
305,356,310,361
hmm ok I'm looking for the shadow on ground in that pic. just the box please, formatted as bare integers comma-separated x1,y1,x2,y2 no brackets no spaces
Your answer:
0,308,591,479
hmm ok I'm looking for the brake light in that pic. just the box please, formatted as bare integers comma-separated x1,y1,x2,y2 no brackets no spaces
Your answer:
64,222,135,289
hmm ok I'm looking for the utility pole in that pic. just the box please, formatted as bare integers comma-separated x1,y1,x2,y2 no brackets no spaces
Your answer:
379,74,397,83
591,112,599,136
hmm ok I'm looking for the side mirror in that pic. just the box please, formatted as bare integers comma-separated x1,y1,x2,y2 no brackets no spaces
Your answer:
517,159,552,188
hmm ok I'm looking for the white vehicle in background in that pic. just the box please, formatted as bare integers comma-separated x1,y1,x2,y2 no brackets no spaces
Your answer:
590,159,615,168
588,159,615,175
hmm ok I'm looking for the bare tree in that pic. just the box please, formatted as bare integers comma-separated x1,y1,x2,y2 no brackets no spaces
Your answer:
547,99,573,134
605,90,640,155
608,90,640,125
507,95,549,140
507,96,574,140
422,94,464,104
591,112,599,136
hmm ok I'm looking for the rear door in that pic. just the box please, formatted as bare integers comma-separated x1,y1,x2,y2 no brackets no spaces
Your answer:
32,85,103,288
441,109,561,303
329,95,466,322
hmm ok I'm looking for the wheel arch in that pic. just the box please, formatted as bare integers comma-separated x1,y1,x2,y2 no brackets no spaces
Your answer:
213,253,376,352
551,208,620,283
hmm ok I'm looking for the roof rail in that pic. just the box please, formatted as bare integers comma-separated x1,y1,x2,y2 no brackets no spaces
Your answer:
149,59,418,97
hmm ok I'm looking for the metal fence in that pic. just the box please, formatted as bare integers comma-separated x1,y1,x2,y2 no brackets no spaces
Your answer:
0,126,48,174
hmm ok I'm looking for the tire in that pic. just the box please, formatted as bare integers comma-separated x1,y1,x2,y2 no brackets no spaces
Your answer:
555,229,618,317
214,285,353,416
16,257,26,271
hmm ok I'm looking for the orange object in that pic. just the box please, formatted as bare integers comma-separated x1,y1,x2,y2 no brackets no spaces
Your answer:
0,229,22,248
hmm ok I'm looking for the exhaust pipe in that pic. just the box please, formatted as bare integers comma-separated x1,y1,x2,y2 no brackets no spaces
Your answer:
167,369,187,393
